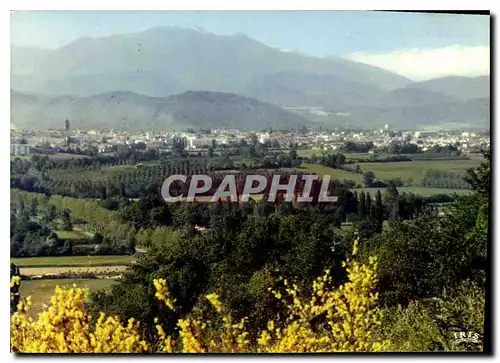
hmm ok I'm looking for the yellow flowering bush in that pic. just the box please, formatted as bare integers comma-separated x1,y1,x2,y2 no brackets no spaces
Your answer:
11,284,149,353
11,238,390,353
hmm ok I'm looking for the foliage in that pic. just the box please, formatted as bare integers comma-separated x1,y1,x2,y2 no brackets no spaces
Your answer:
363,200,486,306
11,283,149,353
11,264,21,314
379,280,484,352
11,239,391,353
464,148,490,198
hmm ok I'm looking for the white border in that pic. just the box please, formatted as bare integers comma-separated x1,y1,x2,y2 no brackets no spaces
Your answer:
2,2,497,362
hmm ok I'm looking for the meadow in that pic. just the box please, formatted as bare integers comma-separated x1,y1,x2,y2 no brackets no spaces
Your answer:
353,159,481,184
19,278,117,316
53,229,90,241
298,163,365,184
12,255,135,267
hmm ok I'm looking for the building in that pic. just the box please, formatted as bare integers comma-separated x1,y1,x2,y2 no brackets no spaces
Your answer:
187,136,214,150
414,131,438,139
11,144,30,156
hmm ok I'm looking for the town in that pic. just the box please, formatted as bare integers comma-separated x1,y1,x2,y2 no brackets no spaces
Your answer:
10,121,490,158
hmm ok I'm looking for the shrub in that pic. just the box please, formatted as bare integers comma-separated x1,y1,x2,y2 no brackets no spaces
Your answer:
378,280,484,352
11,239,390,353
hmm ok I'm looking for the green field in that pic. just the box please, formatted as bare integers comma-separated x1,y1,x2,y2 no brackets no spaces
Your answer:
298,163,364,184
351,187,472,197
19,278,117,316
12,255,135,267
54,229,89,240
297,149,325,157
353,159,481,183
345,152,396,160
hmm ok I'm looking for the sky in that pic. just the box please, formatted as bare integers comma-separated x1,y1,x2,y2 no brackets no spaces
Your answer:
10,11,490,81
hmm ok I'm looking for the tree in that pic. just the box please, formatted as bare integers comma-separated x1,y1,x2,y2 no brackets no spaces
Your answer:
364,199,487,306
363,172,375,187
374,191,383,232
365,192,372,218
464,149,490,198
358,191,366,218
384,181,399,203
61,210,73,231
390,201,400,221
65,119,70,131
336,154,346,167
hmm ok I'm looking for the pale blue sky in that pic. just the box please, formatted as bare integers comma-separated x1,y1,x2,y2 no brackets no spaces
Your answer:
11,11,489,57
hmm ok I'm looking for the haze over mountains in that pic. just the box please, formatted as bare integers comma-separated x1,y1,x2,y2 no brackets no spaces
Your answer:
11,26,490,131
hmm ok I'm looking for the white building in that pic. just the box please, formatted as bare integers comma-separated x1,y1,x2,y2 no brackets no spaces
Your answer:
257,132,270,144
414,131,438,139
187,137,214,149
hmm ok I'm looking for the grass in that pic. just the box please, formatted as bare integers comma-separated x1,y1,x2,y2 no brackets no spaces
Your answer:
12,255,135,267
297,149,324,157
54,230,89,241
353,159,481,184
351,187,473,197
298,163,364,184
19,278,117,316
345,153,390,160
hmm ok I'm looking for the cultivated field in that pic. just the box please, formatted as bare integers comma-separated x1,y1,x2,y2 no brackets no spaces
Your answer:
12,255,135,267
353,159,481,183
13,255,133,315
20,278,117,316
298,163,364,184
297,149,324,158
54,229,90,240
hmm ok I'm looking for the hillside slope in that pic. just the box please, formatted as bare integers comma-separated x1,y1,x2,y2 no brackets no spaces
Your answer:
10,90,311,131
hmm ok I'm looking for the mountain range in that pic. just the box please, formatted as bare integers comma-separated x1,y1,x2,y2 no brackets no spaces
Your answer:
10,26,490,131
10,90,311,131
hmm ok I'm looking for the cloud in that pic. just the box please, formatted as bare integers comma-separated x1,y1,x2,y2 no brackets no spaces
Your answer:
345,45,490,81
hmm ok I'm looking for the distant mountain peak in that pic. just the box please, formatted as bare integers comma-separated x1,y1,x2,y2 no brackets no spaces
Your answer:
11,25,412,98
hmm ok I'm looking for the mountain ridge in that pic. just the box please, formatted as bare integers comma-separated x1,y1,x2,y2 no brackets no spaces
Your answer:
10,89,312,131
11,26,412,97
